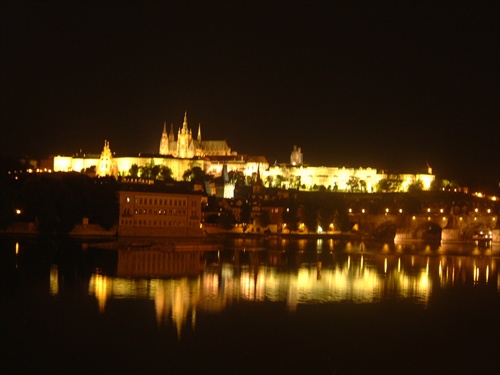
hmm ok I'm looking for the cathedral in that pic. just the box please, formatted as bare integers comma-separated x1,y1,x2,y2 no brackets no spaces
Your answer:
159,111,233,158
50,111,435,193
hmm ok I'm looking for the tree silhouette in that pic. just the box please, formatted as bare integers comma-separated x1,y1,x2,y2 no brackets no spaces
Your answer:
159,165,174,182
239,201,252,231
129,164,139,178
219,209,235,230
256,209,271,228
346,176,360,192
303,203,319,233
183,166,205,184
282,200,299,233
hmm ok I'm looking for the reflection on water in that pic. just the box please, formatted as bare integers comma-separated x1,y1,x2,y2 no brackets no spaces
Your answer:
75,240,500,337
3,238,499,374
117,248,205,277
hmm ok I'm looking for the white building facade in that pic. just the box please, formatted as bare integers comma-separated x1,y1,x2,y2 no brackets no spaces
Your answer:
50,116,435,194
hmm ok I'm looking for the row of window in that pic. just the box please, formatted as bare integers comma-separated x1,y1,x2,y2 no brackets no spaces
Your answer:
120,219,199,227
130,196,196,207
123,253,199,273
122,208,187,216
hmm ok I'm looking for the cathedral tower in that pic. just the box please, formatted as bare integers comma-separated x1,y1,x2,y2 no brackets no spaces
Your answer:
159,121,169,155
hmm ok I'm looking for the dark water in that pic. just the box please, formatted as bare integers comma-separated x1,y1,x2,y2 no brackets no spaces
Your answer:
1,237,499,375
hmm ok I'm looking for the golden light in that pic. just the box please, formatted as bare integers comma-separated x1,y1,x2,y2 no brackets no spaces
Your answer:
15,209,21,215
475,208,479,213
427,208,431,213
361,209,365,213
399,208,403,213
50,265,59,296
385,208,389,213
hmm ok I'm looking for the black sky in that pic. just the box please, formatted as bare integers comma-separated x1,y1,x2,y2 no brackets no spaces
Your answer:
1,1,499,188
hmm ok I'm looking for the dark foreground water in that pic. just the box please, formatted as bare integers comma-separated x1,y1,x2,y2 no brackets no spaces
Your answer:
1,236,499,375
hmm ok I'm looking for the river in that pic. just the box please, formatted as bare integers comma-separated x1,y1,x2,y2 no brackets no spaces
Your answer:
1,237,499,375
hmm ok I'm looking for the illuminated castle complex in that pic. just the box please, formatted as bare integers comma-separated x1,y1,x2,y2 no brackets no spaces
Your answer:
50,111,435,194
159,111,232,158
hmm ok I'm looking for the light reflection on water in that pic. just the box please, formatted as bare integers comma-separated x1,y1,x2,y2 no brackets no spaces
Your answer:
75,240,500,338
3,238,500,374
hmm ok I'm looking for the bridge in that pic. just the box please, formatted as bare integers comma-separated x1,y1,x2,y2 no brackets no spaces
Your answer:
351,213,498,244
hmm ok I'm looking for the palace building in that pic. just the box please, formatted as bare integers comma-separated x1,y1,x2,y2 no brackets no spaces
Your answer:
49,111,435,194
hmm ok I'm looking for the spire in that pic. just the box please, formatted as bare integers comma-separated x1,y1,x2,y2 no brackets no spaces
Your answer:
169,123,175,140
197,123,201,142
159,122,170,155
183,111,188,130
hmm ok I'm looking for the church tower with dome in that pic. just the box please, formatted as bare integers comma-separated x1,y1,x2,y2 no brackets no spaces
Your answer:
96,140,118,178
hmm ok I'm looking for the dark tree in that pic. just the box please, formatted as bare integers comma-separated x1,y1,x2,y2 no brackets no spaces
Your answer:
302,202,319,233
129,164,139,178
159,166,174,182
346,176,360,192
239,201,252,231
219,209,235,230
282,200,299,233
256,209,271,228
183,166,205,184
151,165,161,180
228,170,246,186
91,177,118,230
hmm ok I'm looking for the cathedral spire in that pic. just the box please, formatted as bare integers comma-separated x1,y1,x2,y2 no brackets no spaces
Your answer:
159,122,169,155
183,111,188,131
197,123,201,142
169,123,175,139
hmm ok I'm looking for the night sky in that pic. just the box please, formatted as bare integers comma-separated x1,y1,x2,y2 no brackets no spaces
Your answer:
1,1,499,188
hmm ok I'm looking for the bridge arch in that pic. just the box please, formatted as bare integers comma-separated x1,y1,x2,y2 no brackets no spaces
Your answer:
373,221,397,241
460,222,493,242
413,221,442,242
